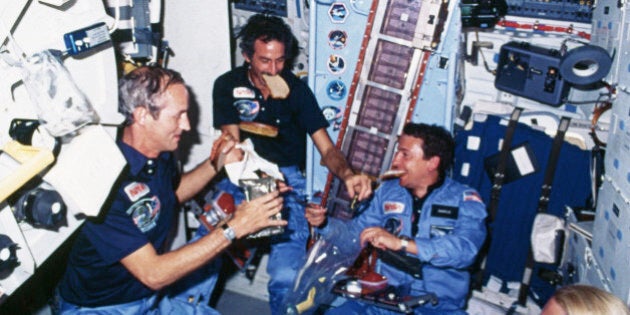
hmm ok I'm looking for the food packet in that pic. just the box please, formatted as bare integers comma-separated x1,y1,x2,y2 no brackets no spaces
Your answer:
239,176,284,238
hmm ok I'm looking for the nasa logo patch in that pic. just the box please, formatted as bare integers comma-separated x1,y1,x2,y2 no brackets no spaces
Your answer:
124,182,150,202
383,201,405,214
233,87,255,99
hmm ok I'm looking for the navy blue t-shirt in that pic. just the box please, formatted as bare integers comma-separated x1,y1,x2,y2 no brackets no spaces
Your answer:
58,141,179,307
213,66,329,169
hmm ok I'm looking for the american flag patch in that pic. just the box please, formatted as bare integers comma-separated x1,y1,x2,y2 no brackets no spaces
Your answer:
463,191,483,203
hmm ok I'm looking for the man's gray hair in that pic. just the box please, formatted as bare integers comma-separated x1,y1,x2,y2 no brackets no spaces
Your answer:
118,66,184,126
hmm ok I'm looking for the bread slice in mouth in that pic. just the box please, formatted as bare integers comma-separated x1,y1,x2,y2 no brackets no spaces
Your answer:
262,74,290,99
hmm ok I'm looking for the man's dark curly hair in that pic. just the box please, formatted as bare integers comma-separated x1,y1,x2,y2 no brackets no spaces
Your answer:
402,123,455,178
237,14,299,69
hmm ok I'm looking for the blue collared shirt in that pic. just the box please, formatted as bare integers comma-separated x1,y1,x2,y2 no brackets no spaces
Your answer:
58,141,180,307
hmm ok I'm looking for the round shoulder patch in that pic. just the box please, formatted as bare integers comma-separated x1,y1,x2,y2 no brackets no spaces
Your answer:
235,100,260,121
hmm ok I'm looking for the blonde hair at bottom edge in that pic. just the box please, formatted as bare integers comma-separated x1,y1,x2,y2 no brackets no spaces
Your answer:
545,284,630,315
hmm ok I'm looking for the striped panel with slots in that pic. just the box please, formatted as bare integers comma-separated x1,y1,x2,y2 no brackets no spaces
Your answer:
319,0,450,219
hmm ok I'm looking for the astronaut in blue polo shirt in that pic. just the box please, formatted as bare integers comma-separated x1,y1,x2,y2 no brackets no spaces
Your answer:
306,123,487,314
212,14,373,315
55,66,287,314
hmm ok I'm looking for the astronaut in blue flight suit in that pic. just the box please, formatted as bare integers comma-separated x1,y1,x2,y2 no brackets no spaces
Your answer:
306,123,487,314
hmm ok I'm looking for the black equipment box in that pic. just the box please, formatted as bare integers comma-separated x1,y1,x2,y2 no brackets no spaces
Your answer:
460,0,507,29
494,41,570,106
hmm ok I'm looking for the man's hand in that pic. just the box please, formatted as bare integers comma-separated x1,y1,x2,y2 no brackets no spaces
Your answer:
360,227,400,251
305,203,327,227
311,129,373,201
343,173,373,201
275,180,292,194
228,191,287,238
209,133,243,170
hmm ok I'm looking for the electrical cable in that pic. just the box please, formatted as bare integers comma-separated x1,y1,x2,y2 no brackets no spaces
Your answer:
590,100,612,148
475,31,495,75
108,0,121,34
565,83,614,105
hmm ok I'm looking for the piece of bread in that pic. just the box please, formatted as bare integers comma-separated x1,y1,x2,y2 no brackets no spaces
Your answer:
239,121,279,138
262,74,290,99
380,169,405,180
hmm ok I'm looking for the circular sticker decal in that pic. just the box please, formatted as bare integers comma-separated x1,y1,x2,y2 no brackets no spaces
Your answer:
327,54,346,75
328,30,348,50
329,3,349,23
322,105,343,131
322,105,342,121
326,80,347,101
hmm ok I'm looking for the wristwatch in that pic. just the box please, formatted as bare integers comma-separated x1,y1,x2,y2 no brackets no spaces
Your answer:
400,237,410,252
221,223,236,242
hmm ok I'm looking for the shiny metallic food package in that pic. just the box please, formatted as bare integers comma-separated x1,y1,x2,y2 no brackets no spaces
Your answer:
239,177,284,238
